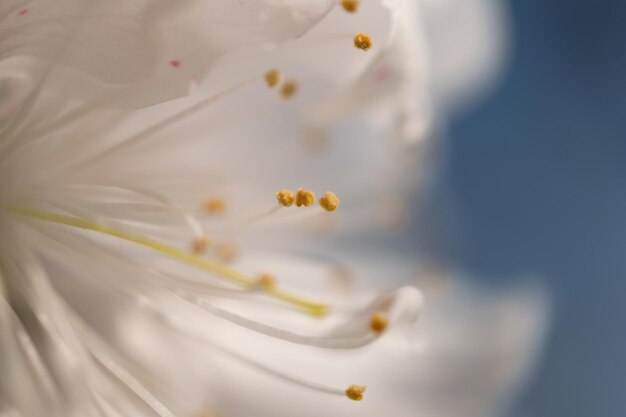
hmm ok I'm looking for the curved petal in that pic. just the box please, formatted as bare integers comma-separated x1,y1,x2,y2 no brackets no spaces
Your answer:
0,0,335,107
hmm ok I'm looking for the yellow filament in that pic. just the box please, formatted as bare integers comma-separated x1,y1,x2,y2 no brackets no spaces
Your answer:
9,207,328,316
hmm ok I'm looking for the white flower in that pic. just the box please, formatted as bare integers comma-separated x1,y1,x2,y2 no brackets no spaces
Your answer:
114,258,548,417
0,1,547,417
0,0,336,107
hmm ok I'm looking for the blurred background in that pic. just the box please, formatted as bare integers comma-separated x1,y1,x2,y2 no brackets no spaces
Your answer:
424,1,626,416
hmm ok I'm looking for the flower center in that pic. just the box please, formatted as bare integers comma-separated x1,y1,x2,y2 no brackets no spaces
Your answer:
8,206,329,316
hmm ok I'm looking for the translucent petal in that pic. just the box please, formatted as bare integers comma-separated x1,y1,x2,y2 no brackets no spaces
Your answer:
0,0,335,107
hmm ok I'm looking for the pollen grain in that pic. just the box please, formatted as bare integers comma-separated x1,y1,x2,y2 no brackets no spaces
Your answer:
265,69,283,88
353,32,373,51
203,198,226,214
280,80,299,99
256,273,277,289
319,191,340,212
369,311,388,333
296,188,315,207
276,189,296,207
341,0,359,13
216,242,238,263
345,384,367,401
192,236,211,254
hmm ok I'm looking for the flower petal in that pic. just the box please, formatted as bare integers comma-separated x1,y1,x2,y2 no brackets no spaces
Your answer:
0,0,335,107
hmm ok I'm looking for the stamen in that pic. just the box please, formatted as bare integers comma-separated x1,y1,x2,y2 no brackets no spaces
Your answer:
280,80,299,100
265,69,283,88
345,384,367,401
215,242,238,263
353,33,373,51
239,205,283,225
23,93,126,148
237,197,331,227
296,188,315,207
203,198,226,214
151,306,357,400
173,291,375,348
73,77,259,167
319,191,340,212
66,307,177,417
256,273,277,289
341,0,360,13
68,183,207,241
276,190,295,207
192,236,211,254
369,311,388,333
9,207,328,316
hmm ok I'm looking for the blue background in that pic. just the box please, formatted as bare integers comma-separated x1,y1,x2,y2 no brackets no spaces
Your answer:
428,1,626,416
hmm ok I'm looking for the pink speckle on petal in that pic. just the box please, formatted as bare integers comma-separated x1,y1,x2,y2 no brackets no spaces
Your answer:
169,60,181,68
372,65,394,83
17,8,28,16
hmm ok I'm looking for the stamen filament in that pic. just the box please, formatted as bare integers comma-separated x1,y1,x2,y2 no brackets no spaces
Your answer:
150,305,351,399
8,207,328,316
174,290,378,348
239,205,283,225
72,317,177,417
82,77,260,162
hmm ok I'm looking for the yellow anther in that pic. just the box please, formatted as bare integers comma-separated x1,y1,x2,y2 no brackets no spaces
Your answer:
256,273,277,289
319,191,340,212
295,188,315,207
341,0,359,13
280,80,299,99
216,242,238,263
353,32,372,51
276,189,295,207
369,311,388,333
203,198,226,214
192,236,211,254
265,69,283,88
345,384,367,401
